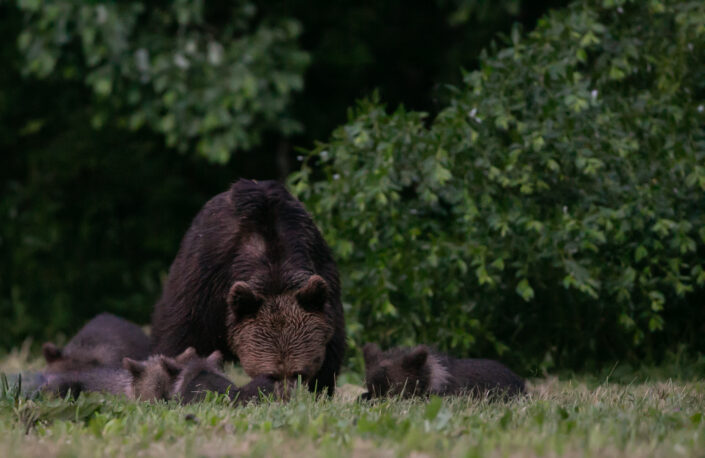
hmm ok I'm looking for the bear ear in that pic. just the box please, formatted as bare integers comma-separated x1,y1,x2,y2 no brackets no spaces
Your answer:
402,347,428,372
175,347,198,364
42,342,63,363
362,343,382,367
206,350,224,369
295,275,328,311
123,358,147,377
227,281,263,316
159,357,182,378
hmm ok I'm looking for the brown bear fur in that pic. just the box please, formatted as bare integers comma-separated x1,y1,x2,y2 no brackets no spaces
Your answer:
123,355,182,401
150,180,345,395
361,344,526,400
166,348,275,404
42,355,179,401
42,313,150,373
41,347,275,404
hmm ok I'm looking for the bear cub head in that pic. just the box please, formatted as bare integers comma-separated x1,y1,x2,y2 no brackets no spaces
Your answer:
362,343,433,398
123,354,182,401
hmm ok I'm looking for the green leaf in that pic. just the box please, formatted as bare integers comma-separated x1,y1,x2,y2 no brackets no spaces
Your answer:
648,315,664,332
635,245,648,262
433,164,452,185
516,278,534,301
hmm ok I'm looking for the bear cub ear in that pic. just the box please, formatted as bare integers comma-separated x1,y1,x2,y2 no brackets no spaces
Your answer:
295,275,328,311
362,343,382,367
159,357,183,378
42,342,63,363
123,357,147,377
227,281,263,316
402,347,429,372
206,350,224,370
175,347,198,365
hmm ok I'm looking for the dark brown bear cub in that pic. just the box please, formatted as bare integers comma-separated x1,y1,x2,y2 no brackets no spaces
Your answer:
43,313,151,373
42,355,179,401
165,348,275,404
361,344,526,399
151,179,345,395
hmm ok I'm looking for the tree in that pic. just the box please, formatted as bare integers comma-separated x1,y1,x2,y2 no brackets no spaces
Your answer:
15,0,309,163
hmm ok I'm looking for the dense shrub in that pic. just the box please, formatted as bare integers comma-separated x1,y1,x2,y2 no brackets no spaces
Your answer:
291,0,705,371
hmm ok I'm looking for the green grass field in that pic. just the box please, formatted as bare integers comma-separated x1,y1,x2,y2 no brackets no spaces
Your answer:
1,345,704,458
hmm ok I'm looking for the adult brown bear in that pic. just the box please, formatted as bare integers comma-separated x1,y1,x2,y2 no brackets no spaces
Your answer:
151,179,345,395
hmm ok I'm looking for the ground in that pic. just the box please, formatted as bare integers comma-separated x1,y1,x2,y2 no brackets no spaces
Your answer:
1,344,703,457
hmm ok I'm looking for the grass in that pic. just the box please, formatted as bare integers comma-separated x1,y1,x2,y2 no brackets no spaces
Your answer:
1,349,704,457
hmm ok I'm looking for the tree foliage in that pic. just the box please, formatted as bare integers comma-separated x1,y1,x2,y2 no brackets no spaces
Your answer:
291,0,705,371
16,0,309,162
3,0,567,350
1,4,237,346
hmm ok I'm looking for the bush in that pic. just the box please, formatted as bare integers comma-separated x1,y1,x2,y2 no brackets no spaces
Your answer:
291,0,705,372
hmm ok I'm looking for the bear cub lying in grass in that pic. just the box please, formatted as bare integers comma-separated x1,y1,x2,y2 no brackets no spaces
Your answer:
40,313,172,401
166,347,275,404
44,347,275,404
42,312,151,373
40,314,274,403
44,354,180,401
361,344,526,400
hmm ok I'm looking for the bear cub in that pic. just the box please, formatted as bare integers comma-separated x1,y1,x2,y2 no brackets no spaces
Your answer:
166,347,275,404
43,354,179,401
42,345,275,404
361,344,526,400
42,313,151,373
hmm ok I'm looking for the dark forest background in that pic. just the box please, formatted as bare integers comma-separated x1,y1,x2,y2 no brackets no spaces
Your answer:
2,0,703,375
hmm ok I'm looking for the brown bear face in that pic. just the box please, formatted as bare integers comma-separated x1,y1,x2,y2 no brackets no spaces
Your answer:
362,343,431,398
226,275,334,386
